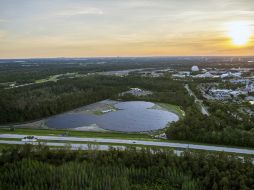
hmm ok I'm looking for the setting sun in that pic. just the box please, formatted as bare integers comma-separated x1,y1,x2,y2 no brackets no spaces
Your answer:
228,22,251,46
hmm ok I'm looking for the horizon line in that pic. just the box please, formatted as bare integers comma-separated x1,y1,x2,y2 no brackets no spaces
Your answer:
1,55,254,60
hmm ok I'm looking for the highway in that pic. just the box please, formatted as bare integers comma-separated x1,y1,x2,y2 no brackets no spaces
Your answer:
0,140,124,151
0,140,183,155
0,134,254,155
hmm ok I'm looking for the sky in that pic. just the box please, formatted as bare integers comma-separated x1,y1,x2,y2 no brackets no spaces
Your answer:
0,0,254,58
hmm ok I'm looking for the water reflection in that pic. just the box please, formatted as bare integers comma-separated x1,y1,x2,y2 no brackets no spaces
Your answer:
47,101,179,132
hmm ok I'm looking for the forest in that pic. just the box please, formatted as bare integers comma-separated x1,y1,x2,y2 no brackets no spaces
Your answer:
166,102,254,147
0,57,201,84
0,145,253,190
0,74,192,124
166,79,254,148
1,57,253,84
1,60,254,148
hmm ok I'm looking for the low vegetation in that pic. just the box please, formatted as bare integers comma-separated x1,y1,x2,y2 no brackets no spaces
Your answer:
0,128,153,140
157,103,185,118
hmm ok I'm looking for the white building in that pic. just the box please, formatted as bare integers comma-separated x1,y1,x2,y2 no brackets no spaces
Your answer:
209,89,247,99
245,83,254,93
229,90,247,97
221,72,242,78
230,79,249,84
172,71,190,78
209,89,232,99
193,72,214,78
246,96,254,105
191,66,199,72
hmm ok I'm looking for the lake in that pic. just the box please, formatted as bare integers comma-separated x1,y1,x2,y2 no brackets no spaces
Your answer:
47,101,179,132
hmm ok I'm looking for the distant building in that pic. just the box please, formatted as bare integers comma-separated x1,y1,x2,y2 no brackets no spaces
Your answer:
245,83,254,93
221,72,242,78
172,74,186,78
221,73,230,78
193,72,214,78
209,89,232,99
120,88,152,97
249,101,254,105
230,79,249,84
246,96,254,105
246,96,254,101
172,71,190,78
179,71,191,76
230,90,247,97
209,88,247,99
191,66,199,72
102,109,114,113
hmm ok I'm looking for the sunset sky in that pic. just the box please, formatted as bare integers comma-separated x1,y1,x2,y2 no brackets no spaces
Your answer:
0,0,254,58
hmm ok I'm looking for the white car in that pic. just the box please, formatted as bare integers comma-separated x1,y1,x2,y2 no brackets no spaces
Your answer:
22,136,38,142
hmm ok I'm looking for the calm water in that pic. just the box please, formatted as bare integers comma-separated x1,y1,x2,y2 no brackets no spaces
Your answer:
47,101,179,132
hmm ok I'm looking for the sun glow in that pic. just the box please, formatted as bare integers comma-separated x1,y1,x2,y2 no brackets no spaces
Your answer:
228,22,251,46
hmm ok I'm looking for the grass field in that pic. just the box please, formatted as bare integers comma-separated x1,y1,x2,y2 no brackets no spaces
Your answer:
157,103,185,118
0,128,153,140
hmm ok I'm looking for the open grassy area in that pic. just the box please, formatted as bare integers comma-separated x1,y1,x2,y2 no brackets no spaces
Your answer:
0,138,21,141
35,73,68,84
157,103,185,118
89,104,118,115
0,128,153,140
34,73,84,84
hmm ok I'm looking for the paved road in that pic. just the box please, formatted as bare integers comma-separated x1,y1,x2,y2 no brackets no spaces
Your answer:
0,134,254,155
184,84,209,115
0,140,124,150
0,140,183,155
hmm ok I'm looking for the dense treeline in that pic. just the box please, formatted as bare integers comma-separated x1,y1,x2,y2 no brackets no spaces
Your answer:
114,74,193,108
0,159,199,190
0,145,253,190
2,57,253,84
0,57,204,84
0,75,125,123
0,75,192,124
166,81,254,147
166,103,254,147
